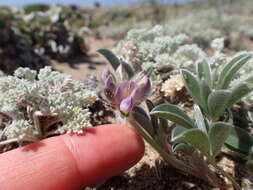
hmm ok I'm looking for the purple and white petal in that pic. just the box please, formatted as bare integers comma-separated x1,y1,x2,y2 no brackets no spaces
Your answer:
120,96,134,116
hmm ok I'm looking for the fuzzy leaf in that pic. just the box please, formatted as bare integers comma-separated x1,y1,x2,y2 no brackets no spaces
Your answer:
173,143,188,152
197,61,212,88
171,125,187,139
226,82,253,109
217,53,252,89
181,69,207,112
150,104,196,129
194,104,207,133
97,49,120,70
207,90,232,119
131,107,155,136
172,143,196,156
225,126,253,156
199,80,212,110
172,128,210,156
209,122,232,158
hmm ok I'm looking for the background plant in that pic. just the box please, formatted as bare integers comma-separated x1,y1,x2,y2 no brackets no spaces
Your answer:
0,67,97,152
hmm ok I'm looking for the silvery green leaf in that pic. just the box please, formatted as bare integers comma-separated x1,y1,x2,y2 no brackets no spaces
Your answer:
209,122,232,158
199,80,212,113
207,90,232,120
131,107,155,136
172,128,210,156
171,125,187,139
181,69,207,112
193,104,207,133
145,99,159,132
97,48,120,70
150,104,196,129
172,143,197,158
225,126,253,156
217,53,252,89
197,60,212,88
226,82,253,109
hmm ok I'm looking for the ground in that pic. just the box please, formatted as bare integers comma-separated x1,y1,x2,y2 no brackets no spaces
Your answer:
52,38,116,81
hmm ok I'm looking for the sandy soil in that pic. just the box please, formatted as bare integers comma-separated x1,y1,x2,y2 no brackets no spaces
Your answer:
52,38,117,80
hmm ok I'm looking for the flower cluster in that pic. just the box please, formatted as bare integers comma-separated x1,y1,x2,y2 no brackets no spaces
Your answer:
101,67,151,116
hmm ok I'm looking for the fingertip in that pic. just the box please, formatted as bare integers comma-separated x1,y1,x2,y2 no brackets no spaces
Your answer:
0,124,144,190
60,124,145,186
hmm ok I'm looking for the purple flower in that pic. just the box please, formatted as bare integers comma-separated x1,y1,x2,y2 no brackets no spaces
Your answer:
120,96,134,116
101,69,151,116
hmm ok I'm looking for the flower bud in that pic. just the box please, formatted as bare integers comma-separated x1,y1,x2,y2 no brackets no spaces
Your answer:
104,76,115,102
104,75,115,90
115,64,128,82
101,69,110,83
131,76,151,104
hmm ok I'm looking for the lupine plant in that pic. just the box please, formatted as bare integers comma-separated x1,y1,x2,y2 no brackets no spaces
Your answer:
99,48,253,189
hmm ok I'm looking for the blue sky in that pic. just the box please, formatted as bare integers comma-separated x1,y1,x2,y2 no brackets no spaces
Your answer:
0,0,193,7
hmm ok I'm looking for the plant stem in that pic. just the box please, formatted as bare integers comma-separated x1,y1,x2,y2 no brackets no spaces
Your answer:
129,116,230,188
0,137,37,147
33,111,43,138
0,138,20,146
212,163,241,190
129,117,198,176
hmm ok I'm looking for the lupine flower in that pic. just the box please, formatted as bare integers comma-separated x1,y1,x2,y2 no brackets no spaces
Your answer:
102,68,151,116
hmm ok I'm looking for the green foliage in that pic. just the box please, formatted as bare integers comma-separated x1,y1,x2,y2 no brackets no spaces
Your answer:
209,122,231,158
150,104,196,129
181,52,253,120
172,128,210,156
217,53,252,89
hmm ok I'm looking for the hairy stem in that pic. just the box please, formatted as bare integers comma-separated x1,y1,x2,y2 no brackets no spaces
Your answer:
33,112,43,138
129,118,198,176
0,137,37,147
129,116,230,188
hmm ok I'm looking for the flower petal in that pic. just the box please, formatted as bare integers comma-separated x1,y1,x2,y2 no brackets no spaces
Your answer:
131,77,151,104
114,81,136,104
120,96,134,116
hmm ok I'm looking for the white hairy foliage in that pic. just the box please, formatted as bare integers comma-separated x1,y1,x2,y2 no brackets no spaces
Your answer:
0,67,97,142
117,26,227,84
